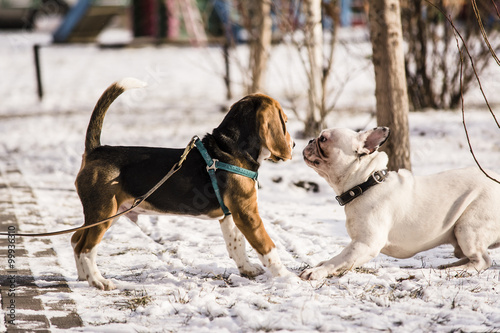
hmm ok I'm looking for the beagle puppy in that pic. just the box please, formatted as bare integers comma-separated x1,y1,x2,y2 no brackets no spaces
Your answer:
72,78,294,290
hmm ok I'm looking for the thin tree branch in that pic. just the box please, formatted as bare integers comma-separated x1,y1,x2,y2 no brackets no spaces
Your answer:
493,0,500,18
471,0,500,67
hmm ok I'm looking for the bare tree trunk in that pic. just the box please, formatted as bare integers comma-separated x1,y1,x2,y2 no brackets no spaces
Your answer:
368,0,411,171
303,0,324,136
249,0,272,94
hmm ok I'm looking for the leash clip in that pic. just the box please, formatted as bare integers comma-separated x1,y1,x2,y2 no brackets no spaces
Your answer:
207,159,219,172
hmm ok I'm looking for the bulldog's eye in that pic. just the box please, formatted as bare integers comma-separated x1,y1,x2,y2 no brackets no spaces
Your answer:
314,160,320,165
319,136,327,143
308,139,314,144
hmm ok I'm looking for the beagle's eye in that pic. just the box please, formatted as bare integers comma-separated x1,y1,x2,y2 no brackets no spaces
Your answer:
319,136,327,143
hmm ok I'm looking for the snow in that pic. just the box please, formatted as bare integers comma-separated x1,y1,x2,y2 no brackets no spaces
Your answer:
1,28,500,332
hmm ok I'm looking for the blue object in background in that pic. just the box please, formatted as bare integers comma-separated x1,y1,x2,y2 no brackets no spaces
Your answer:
53,0,92,43
340,0,351,27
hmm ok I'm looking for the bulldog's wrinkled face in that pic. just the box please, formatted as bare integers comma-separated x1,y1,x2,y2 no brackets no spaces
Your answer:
303,127,390,186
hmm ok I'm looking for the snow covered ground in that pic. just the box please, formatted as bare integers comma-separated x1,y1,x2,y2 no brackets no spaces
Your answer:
1,28,500,332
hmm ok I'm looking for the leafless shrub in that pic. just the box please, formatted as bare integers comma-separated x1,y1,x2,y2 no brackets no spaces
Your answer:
401,0,498,110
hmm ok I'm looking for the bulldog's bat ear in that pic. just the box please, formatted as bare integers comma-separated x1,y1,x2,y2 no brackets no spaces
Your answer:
356,127,390,155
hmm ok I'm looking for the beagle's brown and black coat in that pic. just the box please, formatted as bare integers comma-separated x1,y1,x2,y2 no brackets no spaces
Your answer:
72,78,294,290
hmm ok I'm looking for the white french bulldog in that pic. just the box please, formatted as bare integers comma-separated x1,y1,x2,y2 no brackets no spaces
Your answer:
300,127,500,280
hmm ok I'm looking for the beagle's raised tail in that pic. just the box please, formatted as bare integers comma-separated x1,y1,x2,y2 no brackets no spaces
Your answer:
85,78,147,152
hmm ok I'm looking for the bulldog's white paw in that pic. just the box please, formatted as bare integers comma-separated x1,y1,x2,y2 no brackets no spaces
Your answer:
299,266,329,280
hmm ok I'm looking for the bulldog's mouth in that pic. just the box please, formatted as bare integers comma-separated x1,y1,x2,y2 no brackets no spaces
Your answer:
304,156,319,169
303,140,321,166
303,154,317,166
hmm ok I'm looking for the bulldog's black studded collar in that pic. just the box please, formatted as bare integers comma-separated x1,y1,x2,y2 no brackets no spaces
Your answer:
336,170,388,206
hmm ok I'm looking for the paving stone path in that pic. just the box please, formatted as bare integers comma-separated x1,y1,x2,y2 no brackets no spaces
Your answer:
0,154,83,332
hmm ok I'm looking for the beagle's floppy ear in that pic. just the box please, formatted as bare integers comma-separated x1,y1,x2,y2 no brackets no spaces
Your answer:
257,97,293,162
356,127,390,155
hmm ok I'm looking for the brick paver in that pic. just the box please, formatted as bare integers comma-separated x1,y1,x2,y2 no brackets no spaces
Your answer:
0,155,82,331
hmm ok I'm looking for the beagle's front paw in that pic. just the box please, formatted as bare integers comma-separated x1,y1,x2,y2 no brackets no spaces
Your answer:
89,276,116,291
258,248,296,278
274,266,297,279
